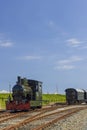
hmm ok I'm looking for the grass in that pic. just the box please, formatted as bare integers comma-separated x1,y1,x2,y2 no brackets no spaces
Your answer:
0,93,66,109
42,94,66,105
0,93,12,109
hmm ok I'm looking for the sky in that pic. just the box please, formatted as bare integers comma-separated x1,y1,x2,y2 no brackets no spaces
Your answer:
0,0,87,94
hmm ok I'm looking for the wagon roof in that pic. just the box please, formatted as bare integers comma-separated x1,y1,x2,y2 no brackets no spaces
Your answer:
76,88,84,92
65,88,84,92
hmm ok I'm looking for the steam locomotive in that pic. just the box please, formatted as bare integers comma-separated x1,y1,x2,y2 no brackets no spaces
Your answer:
6,76,42,111
65,88,87,105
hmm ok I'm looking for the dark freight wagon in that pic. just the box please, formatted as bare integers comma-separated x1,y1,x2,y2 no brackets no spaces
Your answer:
6,76,42,111
65,88,87,105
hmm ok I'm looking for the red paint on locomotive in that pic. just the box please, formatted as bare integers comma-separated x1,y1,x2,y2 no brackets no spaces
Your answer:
6,101,30,111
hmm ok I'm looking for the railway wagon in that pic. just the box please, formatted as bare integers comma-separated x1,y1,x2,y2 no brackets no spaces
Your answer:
65,88,87,105
6,76,42,111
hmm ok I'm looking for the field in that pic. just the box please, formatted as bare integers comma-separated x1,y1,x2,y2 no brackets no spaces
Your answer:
42,94,66,105
0,93,12,109
0,93,66,109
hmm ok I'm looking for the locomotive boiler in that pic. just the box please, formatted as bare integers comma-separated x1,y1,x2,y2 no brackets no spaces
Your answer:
6,76,42,111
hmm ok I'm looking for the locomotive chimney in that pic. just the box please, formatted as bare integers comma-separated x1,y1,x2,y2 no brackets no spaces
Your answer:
17,76,21,85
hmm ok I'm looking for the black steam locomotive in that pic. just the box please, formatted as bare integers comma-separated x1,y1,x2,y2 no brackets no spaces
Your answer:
65,88,87,105
6,76,42,111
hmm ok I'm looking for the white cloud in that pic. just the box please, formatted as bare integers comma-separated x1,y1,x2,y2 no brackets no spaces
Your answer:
18,55,41,60
0,90,9,93
58,56,83,64
66,38,81,47
0,41,13,47
78,43,87,50
55,65,75,70
55,56,83,70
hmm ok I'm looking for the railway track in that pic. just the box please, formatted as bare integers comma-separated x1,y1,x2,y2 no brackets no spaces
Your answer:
0,106,59,130
32,107,87,130
0,105,87,130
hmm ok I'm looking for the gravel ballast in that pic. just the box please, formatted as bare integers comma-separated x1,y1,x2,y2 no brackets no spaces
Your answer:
18,108,87,130
46,109,87,130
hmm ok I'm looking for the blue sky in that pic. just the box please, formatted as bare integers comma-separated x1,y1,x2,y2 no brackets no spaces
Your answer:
0,0,87,94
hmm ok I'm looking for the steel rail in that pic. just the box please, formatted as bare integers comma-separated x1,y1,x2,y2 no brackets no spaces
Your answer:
32,107,87,130
1,106,87,130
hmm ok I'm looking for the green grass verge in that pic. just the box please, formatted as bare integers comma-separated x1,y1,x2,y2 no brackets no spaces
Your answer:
42,94,66,105
0,93,12,109
0,93,66,109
